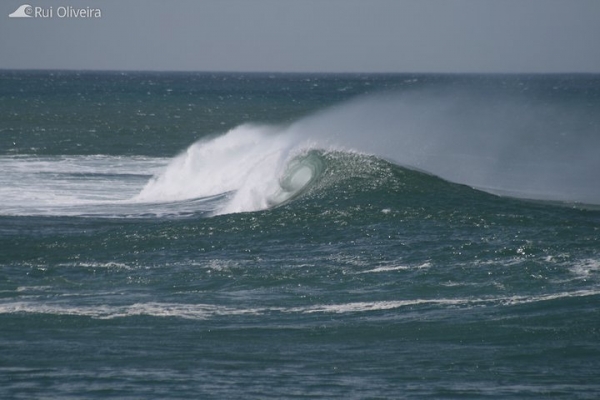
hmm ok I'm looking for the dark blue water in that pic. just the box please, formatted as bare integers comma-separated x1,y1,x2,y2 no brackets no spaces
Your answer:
1,71,599,398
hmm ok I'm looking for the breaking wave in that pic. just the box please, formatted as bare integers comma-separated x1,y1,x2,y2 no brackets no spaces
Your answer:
2,84,599,217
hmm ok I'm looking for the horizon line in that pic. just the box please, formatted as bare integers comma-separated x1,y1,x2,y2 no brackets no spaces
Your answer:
1,67,599,76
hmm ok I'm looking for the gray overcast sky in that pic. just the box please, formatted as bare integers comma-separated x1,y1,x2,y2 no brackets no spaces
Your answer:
1,0,600,73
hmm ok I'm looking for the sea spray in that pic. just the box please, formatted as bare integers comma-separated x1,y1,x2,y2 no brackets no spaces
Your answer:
287,86,600,205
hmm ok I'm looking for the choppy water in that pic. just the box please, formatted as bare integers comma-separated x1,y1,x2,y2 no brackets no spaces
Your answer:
1,71,599,398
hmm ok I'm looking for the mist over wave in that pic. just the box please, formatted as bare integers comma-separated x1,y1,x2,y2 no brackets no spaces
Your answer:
290,86,600,204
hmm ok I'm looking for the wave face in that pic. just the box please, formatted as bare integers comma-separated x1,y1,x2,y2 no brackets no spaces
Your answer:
2,72,600,399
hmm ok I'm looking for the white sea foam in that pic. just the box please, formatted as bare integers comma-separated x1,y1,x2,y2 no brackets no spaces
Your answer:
358,263,431,274
569,258,600,278
2,288,598,320
0,155,166,216
359,265,411,274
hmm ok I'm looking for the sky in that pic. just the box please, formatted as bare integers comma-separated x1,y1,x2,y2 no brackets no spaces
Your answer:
1,0,600,73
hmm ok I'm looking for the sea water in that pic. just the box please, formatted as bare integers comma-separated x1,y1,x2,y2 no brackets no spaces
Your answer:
1,71,599,398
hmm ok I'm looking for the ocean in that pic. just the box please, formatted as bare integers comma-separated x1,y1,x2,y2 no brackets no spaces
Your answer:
1,71,599,398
